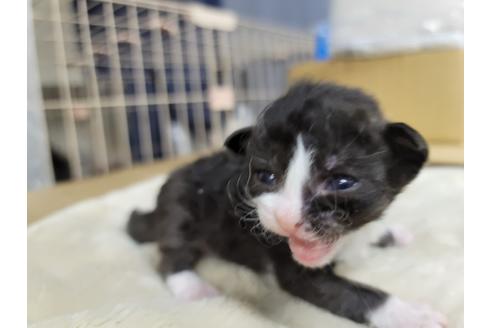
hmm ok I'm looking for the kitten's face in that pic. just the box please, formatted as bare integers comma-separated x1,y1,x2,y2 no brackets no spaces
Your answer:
226,83,428,268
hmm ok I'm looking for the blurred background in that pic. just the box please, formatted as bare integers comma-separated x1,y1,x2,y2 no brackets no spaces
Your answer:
27,0,463,193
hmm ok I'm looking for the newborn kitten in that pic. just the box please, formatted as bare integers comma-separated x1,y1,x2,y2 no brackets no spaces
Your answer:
127,82,446,327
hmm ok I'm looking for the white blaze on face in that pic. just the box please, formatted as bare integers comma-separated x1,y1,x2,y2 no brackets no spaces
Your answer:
253,135,343,268
253,135,312,237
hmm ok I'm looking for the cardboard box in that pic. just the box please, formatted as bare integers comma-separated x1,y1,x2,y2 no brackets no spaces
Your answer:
289,49,464,164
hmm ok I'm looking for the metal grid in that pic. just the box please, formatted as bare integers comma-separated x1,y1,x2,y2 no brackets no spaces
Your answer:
31,0,314,181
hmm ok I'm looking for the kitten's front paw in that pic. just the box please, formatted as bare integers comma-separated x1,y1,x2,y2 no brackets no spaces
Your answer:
373,226,414,248
368,297,447,328
166,270,220,301
388,226,414,247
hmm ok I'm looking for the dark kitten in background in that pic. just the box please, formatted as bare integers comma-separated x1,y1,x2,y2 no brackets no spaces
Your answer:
127,82,446,327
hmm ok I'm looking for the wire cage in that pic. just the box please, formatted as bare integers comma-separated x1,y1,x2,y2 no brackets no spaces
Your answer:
31,0,314,182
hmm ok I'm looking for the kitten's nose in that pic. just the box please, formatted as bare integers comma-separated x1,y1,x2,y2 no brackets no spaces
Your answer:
274,207,302,235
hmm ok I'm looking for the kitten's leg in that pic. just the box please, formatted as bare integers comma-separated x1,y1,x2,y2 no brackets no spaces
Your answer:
372,225,414,248
272,254,446,327
129,170,220,301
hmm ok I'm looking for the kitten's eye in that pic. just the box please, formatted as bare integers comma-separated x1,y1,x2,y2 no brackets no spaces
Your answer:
327,175,358,191
255,170,277,186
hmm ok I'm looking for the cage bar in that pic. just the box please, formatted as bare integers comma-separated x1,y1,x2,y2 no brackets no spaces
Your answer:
32,0,314,182
76,0,110,173
52,0,83,179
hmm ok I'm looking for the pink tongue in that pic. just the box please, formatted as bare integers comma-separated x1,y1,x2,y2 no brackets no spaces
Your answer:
288,237,333,266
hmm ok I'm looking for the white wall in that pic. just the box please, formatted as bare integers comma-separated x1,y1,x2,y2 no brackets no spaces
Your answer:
329,0,463,54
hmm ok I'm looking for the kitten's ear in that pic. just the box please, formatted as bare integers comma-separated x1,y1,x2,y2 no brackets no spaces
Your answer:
224,127,252,155
384,122,428,189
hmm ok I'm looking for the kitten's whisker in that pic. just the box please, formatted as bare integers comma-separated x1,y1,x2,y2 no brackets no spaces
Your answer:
340,126,366,154
353,149,387,160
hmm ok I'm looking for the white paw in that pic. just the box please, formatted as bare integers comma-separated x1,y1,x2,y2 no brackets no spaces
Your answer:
166,270,220,301
388,225,414,247
368,297,447,328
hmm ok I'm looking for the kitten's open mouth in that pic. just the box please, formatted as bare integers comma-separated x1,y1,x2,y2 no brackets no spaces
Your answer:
287,235,336,267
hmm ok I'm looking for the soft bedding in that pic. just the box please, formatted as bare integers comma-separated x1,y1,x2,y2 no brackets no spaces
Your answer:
27,167,463,327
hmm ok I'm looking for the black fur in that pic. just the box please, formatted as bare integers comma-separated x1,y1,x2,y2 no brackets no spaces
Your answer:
127,82,428,325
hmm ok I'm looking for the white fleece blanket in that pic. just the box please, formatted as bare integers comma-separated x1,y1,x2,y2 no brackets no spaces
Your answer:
27,167,463,328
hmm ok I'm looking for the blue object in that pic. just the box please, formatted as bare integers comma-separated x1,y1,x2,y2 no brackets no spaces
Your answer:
314,23,331,61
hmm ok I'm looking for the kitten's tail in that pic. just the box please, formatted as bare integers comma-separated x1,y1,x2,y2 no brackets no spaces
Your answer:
127,210,159,243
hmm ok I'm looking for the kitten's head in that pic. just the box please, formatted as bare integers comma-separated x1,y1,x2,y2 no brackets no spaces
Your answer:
225,82,428,268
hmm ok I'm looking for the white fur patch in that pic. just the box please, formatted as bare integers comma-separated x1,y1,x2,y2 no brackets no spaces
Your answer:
283,135,312,202
253,135,312,236
368,297,447,328
166,270,220,301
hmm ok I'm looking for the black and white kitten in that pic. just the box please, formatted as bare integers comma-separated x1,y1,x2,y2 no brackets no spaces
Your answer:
127,82,447,327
